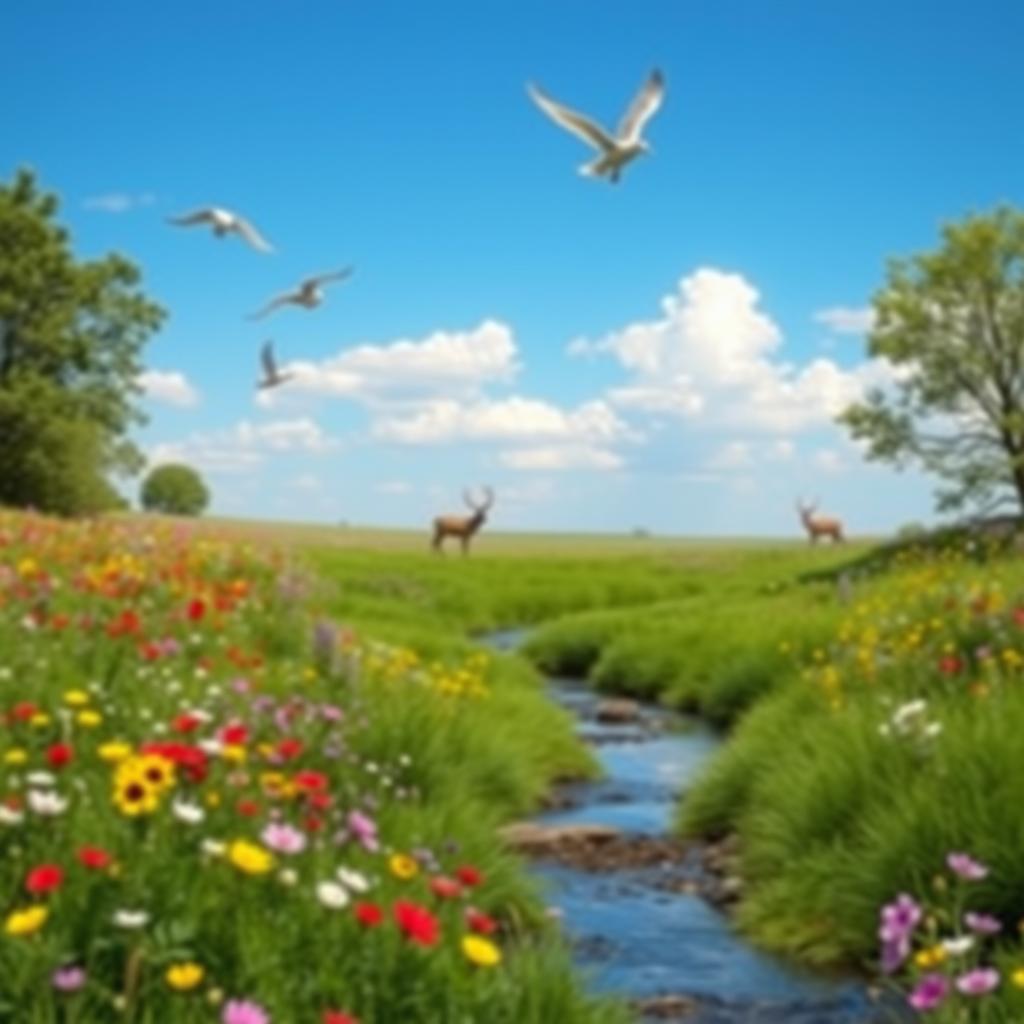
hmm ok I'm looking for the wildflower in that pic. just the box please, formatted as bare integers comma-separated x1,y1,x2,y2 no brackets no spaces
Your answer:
336,867,370,893
914,945,948,970
964,911,1002,935
4,748,27,766
172,799,205,825
354,902,384,927
942,935,976,956
323,1012,359,1024
1012,967,1024,989
51,965,86,992
220,723,249,746
78,845,112,870
879,894,921,972
261,823,307,855
27,770,57,788
201,839,227,858
908,974,949,1012
5,905,48,936
64,690,90,707
113,772,159,817
278,868,298,887
347,809,379,852
25,864,64,895
98,741,133,763
394,900,440,947
27,789,68,816
77,710,102,728
222,999,270,1024
113,909,149,929
0,804,24,826
456,865,483,887
294,770,328,793
956,968,1000,996
317,881,350,910
137,753,176,791
228,839,274,875
430,876,463,900
947,852,989,880
462,934,501,967
166,962,205,991
389,853,419,880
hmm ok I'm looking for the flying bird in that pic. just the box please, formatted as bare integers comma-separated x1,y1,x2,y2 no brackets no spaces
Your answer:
257,341,293,391
527,69,665,183
247,268,354,320
167,207,273,252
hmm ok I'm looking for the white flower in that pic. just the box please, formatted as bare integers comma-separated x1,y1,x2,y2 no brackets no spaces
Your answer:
25,771,56,788
923,721,943,739
893,699,927,725
942,935,976,956
336,867,370,893
27,789,68,816
198,738,224,757
172,799,205,825
200,839,226,858
316,881,350,910
278,868,298,887
0,805,24,826
113,909,150,930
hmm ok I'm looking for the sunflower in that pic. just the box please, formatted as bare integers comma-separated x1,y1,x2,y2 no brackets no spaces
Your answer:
113,771,159,817
136,753,176,792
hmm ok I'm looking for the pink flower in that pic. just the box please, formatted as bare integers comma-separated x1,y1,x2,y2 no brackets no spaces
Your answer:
956,968,1000,996
947,852,989,881
51,966,86,992
261,823,307,855
347,810,379,852
908,974,950,1012
222,1000,270,1024
964,911,1002,935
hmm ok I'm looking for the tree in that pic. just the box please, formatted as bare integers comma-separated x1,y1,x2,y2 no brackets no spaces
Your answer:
0,169,165,515
840,207,1024,516
140,464,210,517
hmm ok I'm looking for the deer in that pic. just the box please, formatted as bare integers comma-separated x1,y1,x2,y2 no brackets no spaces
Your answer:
796,498,845,544
432,487,495,555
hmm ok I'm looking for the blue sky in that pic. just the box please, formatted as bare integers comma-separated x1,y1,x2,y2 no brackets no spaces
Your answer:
4,1,1023,535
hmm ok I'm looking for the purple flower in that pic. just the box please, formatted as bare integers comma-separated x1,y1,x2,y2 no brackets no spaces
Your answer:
312,620,336,663
881,936,911,974
964,911,1002,935
956,968,1000,996
879,894,922,942
261,822,307,855
908,974,950,1012
947,852,989,881
51,966,86,992
222,1000,270,1024
347,809,379,852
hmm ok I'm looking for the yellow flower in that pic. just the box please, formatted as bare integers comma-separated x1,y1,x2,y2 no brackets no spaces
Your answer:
16,557,37,578
63,690,90,707
29,713,51,729
914,945,947,970
136,754,176,792
113,771,159,817
5,905,48,937
166,962,205,991
3,748,27,766
462,935,501,967
98,741,133,763
228,839,274,876
1012,966,1024,989
389,853,419,880
221,744,247,765
77,710,102,728
205,790,222,808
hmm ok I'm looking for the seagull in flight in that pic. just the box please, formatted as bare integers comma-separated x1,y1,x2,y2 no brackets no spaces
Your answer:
248,268,354,320
256,341,293,391
167,207,273,252
527,69,665,183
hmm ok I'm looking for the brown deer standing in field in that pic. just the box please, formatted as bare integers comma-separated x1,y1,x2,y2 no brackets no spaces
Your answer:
796,498,845,544
432,487,495,555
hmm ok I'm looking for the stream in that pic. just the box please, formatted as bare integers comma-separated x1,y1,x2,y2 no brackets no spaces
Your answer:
487,629,890,1024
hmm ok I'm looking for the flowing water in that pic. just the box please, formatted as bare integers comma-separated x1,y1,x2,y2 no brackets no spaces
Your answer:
487,629,891,1024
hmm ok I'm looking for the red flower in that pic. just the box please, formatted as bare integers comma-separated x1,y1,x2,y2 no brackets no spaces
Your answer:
304,815,325,833
323,1013,359,1024
78,846,112,870
11,702,38,722
294,770,328,792
187,598,206,622
139,741,209,783
220,723,248,746
354,902,384,928
46,743,73,769
394,900,440,947
939,654,964,676
1013,607,1024,627
25,863,64,895
466,908,498,934
429,876,464,901
306,791,333,811
236,799,261,817
107,608,142,638
276,737,304,760
456,864,483,887
172,713,202,734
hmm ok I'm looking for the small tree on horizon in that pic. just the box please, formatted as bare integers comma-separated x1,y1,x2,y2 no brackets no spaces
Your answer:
140,464,210,517
840,207,1024,517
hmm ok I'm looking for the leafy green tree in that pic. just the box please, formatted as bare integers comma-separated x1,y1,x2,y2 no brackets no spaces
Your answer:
840,207,1024,515
140,463,210,517
0,168,165,515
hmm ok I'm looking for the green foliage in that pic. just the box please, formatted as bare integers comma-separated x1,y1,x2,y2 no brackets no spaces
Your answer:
140,463,210,517
840,206,1024,515
0,169,164,516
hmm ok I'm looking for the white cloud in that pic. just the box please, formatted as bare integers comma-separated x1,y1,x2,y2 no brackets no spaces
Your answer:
707,441,752,470
499,445,624,471
83,192,156,214
812,448,845,474
814,306,876,335
374,480,413,495
146,417,337,475
261,320,519,406
573,268,891,434
373,396,634,447
291,474,323,491
138,370,200,408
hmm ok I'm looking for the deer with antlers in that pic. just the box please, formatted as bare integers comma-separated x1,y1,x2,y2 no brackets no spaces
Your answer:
432,487,495,555
796,498,845,544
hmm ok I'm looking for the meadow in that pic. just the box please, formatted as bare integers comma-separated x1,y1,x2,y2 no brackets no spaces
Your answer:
8,511,1024,1023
